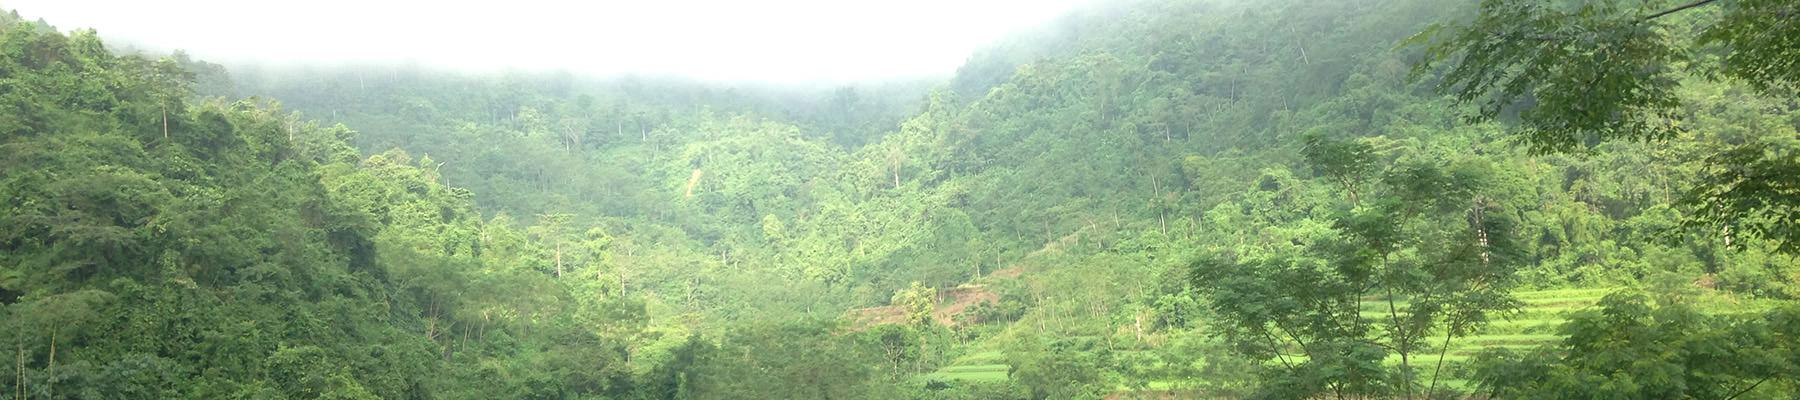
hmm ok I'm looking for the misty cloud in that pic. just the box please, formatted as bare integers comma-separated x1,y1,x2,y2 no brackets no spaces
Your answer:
6,0,1084,82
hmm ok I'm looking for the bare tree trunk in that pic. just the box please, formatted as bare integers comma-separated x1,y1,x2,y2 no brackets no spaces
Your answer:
1134,312,1145,341
458,323,470,356
1159,211,1168,236
15,340,22,400
1292,27,1312,65
891,156,901,189
1473,199,1491,265
162,105,170,141
685,169,704,198
425,301,439,341
1385,285,1414,400
442,322,456,360
624,246,636,293
563,124,581,151
1187,216,1196,240
916,335,928,374
1036,293,1047,333
1427,320,1458,397
554,242,564,278
45,331,55,400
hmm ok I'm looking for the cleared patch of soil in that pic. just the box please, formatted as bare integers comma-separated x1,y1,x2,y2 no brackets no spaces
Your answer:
848,261,1029,330
849,284,1002,329
988,266,1024,279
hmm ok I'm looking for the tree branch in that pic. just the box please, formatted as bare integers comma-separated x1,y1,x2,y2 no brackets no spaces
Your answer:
1426,320,1460,397
1260,329,1299,373
1642,0,1721,22
1723,376,1770,400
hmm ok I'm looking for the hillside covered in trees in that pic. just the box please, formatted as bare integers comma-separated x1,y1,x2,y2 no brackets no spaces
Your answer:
2,0,1798,398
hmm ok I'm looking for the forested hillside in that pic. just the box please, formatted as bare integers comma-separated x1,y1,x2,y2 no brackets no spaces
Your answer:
2,0,1797,399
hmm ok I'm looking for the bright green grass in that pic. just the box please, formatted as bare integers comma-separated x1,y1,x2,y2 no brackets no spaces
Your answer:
1512,288,1616,300
929,366,1010,382
1464,333,1559,344
1110,287,1785,396
1381,353,1473,365
1436,378,1474,391
1483,318,1564,328
955,351,1004,365
938,364,1008,373
1519,298,1605,307
1422,290,1602,364
1336,289,1600,366
1352,302,1599,311
1460,343,1541,350
1503,307,1593,320
1479,319,1564,334
928,350,1012,382
972,287,1764,391
1111,380,1188,391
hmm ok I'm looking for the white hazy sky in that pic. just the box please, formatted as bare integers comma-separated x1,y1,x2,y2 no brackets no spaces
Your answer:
6,0,1084,82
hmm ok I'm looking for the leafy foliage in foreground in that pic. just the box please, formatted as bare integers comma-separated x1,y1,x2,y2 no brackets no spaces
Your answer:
1415,0,1800,253
1473,292,1800,399
1194,135,1525,399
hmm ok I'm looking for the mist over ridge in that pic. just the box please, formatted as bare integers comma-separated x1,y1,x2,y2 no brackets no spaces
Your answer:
4,0,1087,83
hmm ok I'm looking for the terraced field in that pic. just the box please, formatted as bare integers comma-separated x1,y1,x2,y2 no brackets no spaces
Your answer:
1422,288,1614,362
926,286,1785,397
927,350,1010,383
924,288,1621,388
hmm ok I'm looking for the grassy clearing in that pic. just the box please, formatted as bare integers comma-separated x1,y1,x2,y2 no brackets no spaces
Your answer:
1347,288,1611,373
955,287,1773,392
1512,288,1615,300
1482,318,1564,328
928,367,1009,382
1108,287,1778,397
1437,290,1600,359
938,364,1008,373
927,350,1011,383
1464,333,1559,344
957,351,1004,365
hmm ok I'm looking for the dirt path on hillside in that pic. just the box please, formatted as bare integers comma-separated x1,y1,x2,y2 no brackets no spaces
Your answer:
848,228,1093,330
849,284,1003,329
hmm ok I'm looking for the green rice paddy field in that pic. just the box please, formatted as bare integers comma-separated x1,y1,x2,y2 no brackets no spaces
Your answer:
926,287,1774,392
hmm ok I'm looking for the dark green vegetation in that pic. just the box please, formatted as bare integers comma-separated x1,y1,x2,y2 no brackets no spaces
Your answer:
1,0,1797,398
